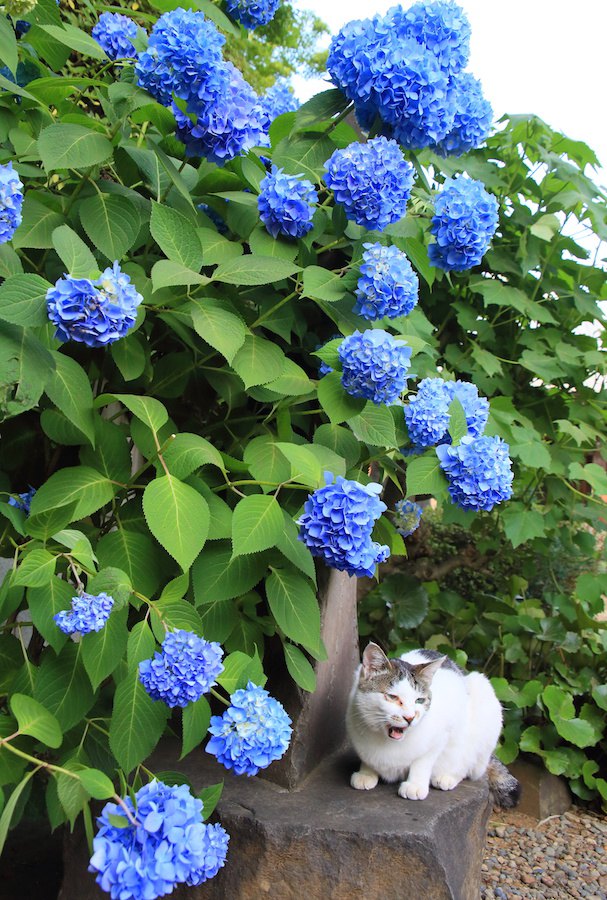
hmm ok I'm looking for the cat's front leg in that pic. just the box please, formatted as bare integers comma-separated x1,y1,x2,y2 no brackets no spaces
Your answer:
351,762,379,791
398,755,435,801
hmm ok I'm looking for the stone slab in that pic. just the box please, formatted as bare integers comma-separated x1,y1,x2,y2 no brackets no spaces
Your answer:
510,759,571,820
60,745,491,900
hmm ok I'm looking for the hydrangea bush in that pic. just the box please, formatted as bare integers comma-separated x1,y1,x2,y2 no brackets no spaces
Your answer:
0,0,605,889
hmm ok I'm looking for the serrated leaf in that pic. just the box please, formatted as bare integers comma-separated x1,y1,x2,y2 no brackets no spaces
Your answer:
150,597,202,642
44,352,95,446
10,694,62,748
217,650,266,694
317,371,365,424
192,541,267,604
51,225,97,278
198,781,223,820
38,123,112,171
231,335,285,389
29,466,115,520
151,259,207,291
248,225,298,261
0,16,18,74
79,193,140,262
0,274,53,327
99,393,168,434
181,697,211,760
127,621,156,671
143,475,209,571
162,433,224,479
34,644,94,732
275,510,316,582
78,767,115,800
294,89,349,129
272,133,334,183
275,442,323,487
82,605,128,690
12,195,64,250
283,643,316,692
38,23,108,59
266,567,321,654
212,255,299,286
348,403,397,448
406,455,448,499
27,578,73,653
0,772,37,857
231,495,282,558
447,397,468,444
150,202,203,270
97,529,162,599
13,549,56,587
302,266,346,302
501,506,546,548
189,298,246,364
109,674,168,774
243,435,291,489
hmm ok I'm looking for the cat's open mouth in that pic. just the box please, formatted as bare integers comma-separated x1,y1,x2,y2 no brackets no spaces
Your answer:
388,725,407,740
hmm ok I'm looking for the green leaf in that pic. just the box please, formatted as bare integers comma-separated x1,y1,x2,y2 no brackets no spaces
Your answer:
295,89,349,129
0,771,36,857
302,266,346,302
248,226,298,261
592,685,607,712
397,237,435,288
100,393,168,435
317,371,365,424
568,462,607,495
376,574,429,629
162,433,224,479
231,335,285,389
283,643,316,692
180,697,211,760
198,228,242,265
44,352,96,446
348,403,398,448
87,567,132,607
13,549,56,587
127,621,156,671
0,274,53,327
275,509,316,582
198,596,239,643
12,196,64,250
78,768,115,800
542,685,598,749
231,495,283,558
198,781,223,820
80,418,132,483
109,674,168,774
150,202,203,271
38,22,108,59
447,397,468,444
35,644,94,732
0,16,18,74
143,475,210,571
406,454,448,499
29,466,115,520
314,423,360,468
151,260,207,292
192,541,267,604
0,245,23,279
51,225,97,278
501,505,546,548
212,256,299,286
217,650,266,694
81,606,128,690
151,598,202,642
97,530,162,599
266,567,321,654
38,123,113,171
189,298,246,364
243,435,291,488
27,578,72,653
272,133,334,183
79,193,140,262
10,694,62,748
111,335,146,382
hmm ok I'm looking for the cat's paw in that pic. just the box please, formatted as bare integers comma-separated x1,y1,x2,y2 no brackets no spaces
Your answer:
351,770,378,791
398,780,429,800
431,773,460,791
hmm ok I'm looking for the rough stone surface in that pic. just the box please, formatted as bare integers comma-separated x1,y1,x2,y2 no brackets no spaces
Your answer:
509,759,571,820
60,744,491,900
262,566,359,789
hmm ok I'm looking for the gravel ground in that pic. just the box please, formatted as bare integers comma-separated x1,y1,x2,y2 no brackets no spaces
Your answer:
481,806,607,899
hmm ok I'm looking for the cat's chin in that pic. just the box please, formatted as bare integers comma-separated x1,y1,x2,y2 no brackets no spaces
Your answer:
387,725,407,740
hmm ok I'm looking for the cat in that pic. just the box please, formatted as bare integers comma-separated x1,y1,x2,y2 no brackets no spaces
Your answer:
347,642,520,807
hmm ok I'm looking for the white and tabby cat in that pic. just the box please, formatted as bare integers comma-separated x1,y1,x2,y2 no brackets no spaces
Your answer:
347,642,520,807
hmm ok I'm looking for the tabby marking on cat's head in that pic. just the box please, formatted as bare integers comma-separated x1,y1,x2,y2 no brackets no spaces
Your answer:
355,643,445,741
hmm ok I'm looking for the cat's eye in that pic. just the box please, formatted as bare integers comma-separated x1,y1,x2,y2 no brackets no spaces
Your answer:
415,697,425,705
384,693,399,703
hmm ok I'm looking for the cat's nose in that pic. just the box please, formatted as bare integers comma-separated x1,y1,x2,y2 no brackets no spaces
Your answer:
403,714,415,723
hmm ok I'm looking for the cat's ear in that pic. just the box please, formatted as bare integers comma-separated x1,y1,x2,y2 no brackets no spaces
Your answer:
361,642,391,678
411,657,446,684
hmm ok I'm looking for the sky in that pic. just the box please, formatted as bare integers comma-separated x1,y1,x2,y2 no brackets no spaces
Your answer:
292,0,607,180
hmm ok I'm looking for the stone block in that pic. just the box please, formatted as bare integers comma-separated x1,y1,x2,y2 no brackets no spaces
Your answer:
509,758,571,820
60,746,491,900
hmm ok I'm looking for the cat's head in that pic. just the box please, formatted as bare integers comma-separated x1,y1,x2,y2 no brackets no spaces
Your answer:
352,643,445,741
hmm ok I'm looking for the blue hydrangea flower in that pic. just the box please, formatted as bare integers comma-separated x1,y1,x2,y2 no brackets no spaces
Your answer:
139,630,224,708
135,8,226,110
429,175,499,271
325,138,415,232
90,780,229,899
92,13,138,61
355,242,419,320
338,329,412,406
257,166,318,240
404,377,489,447
54,592,114,635
206,681,291,776
15,19,31,37
0,161,23,245
225,0,280,30
388,1,471,78
436,72,493,156
436,435,514,512
394,498,423,537
8,486,35,515
298,472,390,578
259,77,299,122
173,62,269,165
46,262,142,347
197,202,228,235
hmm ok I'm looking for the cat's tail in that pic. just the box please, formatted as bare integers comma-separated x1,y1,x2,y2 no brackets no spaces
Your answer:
486,756,521,809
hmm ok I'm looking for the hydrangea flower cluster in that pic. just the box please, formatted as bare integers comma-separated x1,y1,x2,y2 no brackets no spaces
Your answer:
324,138,415,231
436,435,514,511
139,630,224,708
135,8,268,164
46,262,142,348
437,73,493,156
404,378,489,447
259,78,299,122
355,243,419,320
8,487,35,515
327,1,491,152
92,13,138,61
298,473,390,578
206,682,291,776
225,0,280,30
54,592,114,635
89,780,229,899
429,175,499,271
0,161,23,245
394,498,423,537
339,329,412,406
257,167,318,239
